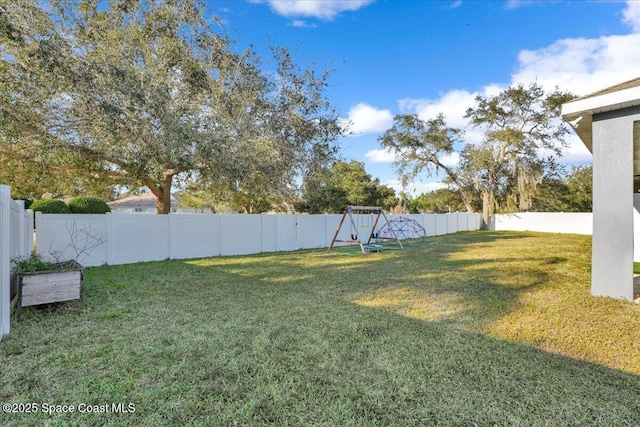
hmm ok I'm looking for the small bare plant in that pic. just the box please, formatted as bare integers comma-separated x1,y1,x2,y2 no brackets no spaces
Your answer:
64,221,107,264
44,220,107,265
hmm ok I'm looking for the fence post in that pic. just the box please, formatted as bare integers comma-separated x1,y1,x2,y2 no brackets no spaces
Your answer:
295,214,299,250
105,212,113,265
218,215,224,256
34,211,42,257
325,214,328,247
15,200,25,256
261,214,265,253
167,214,173,260
26,209,34,254
0,185,11,339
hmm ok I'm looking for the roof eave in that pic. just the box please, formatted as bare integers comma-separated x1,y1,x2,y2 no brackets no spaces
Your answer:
561,85,640,153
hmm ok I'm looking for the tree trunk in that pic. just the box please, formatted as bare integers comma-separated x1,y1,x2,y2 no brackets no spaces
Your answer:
156,189,172,214
481,190,491,229
459,190,475,214
143,171,176,214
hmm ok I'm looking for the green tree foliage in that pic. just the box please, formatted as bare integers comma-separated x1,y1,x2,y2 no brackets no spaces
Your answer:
1,148,118,201
565,165,593,212
30,199,70,214
379,114,476,213
412,189,468,213
1,0,343,213
68,196,111,214
380,83,574,227
532,165,592,212
296,160,398,213
179,180,279,214
464,83,574,225
0,2,121,200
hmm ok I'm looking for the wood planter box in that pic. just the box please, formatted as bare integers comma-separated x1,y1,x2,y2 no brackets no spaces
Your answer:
18,261,83,310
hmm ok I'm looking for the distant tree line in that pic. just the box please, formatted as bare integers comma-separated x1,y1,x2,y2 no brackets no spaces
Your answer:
295,160,397,214
399,165,592,214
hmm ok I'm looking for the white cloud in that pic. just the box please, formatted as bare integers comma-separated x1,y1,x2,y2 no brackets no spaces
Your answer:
399,89,477,128
394,0,640,166
504,0,536,10
343,103,393,135
366,147,460,167
401,87,513,130
252,0,374,20
536,132,592,166
511,32,640,96
385,179,447,196
561,134,593,164
439,152,460,168
290,20,316,28
623,0,640,32
365,148,396,163
398,88,496,145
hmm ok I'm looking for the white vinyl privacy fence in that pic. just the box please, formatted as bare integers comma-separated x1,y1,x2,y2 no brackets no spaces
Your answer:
36,211,483,267
493,209,640,262
0,185,34,339
491,212,593,235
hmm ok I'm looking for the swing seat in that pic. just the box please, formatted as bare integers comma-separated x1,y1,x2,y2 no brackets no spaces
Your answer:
328,206,403,252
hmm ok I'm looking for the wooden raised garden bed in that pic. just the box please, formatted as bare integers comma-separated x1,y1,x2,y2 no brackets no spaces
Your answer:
17,261,83,311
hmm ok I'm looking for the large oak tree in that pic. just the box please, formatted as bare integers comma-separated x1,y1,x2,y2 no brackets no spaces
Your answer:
1,0,343,213
380,83,574,227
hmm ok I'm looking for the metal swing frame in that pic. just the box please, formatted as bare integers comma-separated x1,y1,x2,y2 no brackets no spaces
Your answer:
328,206,403,253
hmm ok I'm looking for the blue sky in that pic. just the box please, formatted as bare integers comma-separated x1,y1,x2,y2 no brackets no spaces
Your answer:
207,0,640,195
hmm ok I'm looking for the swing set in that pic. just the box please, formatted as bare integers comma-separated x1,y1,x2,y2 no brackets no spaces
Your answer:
328,206,403,253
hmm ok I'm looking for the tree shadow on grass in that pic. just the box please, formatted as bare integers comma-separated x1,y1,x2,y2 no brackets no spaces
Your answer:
84,231,598,360
141,231,565,333
228,300,640,426
8,232,640,425
166,230,611,373
3,286,639,426
335,231,580,330
83,231,578,333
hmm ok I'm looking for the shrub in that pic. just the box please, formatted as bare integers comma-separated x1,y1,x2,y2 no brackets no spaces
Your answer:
68,196,111,214
30,199,71,214
12,251,58,273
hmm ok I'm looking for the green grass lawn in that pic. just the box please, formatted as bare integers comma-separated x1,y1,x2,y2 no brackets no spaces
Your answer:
2,231,640,426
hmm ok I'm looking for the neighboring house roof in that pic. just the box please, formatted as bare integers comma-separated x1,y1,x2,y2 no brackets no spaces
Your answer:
108,192,180,210
561,77,640,153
